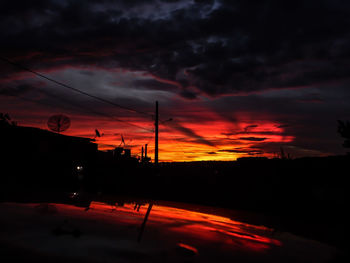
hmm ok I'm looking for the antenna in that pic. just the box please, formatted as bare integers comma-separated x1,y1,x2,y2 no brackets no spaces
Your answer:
155,101,159,165
47,114,71,133
119,134,126,147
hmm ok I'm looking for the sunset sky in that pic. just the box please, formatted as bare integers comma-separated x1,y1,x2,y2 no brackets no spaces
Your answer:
1,0,350,161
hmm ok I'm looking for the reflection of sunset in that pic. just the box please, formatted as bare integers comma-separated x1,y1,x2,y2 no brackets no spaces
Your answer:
1,201,336,263
177,243,199,254
88,201,281,251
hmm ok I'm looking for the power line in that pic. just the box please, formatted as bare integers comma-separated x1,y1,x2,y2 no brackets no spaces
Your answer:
0,56,220,145
4,89,154,133
0,56,153,117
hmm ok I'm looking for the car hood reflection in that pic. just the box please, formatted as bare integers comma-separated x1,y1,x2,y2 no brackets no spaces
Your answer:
88,201,281,251
0,200,337,263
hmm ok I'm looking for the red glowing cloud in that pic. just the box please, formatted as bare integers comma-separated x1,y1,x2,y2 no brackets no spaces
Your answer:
1,65,297,161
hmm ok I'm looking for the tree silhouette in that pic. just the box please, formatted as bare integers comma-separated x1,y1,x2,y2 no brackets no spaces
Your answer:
0,113,17,126
337,120,350,149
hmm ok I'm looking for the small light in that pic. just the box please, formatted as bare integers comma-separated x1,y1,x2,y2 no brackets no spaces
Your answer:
76,166,83,171
69,192,79,199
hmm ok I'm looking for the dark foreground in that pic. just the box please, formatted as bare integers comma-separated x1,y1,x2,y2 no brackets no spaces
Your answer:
0,194,344,263
1,155,348,261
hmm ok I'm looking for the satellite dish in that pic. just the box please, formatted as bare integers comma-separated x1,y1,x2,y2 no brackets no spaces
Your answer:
47,114,71,133
94,129,104,139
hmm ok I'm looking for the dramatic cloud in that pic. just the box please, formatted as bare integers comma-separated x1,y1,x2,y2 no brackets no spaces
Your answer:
239,137,267,142
218,149,264,155
167,121,216,147
0,84,34,97
2,0,350,98
1,0,350,160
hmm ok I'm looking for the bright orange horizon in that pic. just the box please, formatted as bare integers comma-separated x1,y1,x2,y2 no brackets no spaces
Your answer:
0,65,336,161
7,111,294,162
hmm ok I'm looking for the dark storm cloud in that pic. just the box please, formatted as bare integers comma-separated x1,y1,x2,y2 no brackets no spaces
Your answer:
276,124,290,129
222,130,283,137
206,82,350,156
0,84,34,97
2,0,350,98
179,90,198,100
239,137,267,142
132,79,175,91
167,121,216,147
218,149,263,155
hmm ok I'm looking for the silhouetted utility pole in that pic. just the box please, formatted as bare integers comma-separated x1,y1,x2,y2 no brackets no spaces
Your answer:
141,146,144,162
155,101,159,165
145,144,148,159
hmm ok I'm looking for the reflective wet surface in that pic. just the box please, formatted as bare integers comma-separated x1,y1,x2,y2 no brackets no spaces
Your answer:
0,198,339,262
